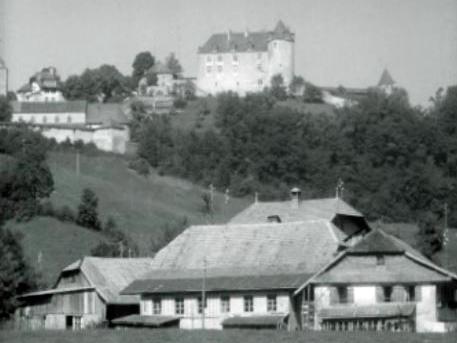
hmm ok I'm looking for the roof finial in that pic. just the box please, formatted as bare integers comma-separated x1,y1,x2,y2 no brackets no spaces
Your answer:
336,178,344,199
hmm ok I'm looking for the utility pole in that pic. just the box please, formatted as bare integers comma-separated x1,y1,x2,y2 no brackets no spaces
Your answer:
76,150,80,176
444,203,449,268
335,178,344,199
201,257,207,329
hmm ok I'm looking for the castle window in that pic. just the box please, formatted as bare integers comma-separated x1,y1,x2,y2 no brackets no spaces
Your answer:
217,55,223,62
206,66,212,73
206,55,212,63
232,54,238,63
67,115,72,124
217,65,223,73
267,294,277,312
54,116,60,123
273,42,278,48
42,116,47,124
153,298,161,314
267,215,281,223
220,296,230,313
376,255,385,265
243,295,254,312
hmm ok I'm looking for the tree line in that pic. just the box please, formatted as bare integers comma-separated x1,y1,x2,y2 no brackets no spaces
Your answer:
133,85,457,257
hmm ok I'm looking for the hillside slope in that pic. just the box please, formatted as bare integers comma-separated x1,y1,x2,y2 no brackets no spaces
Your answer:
7,217,109,286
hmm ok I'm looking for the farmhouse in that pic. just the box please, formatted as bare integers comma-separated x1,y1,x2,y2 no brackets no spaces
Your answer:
15,257,152,330
120,192,457,332
9,101,130,154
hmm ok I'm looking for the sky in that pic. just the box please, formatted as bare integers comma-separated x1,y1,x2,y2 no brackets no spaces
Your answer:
1,0,456,106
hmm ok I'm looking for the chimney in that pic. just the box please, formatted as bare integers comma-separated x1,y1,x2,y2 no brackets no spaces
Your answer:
290,187,301,208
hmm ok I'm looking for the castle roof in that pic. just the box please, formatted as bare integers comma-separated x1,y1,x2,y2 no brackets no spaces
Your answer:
377,69,395,87
11,100,87,114
198,21,294,54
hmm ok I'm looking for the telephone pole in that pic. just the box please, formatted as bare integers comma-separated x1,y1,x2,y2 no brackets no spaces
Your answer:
201,257,207,329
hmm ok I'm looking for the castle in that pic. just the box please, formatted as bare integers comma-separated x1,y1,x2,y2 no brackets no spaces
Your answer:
196,21,295,96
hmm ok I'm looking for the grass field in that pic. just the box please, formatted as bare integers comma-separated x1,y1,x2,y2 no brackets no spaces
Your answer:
6,151,249,285
7,217,109,285
1,329,456,343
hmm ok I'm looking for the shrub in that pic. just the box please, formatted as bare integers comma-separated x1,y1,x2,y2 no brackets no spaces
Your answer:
128,158,150,176
56,205,76,222
173,97,187,109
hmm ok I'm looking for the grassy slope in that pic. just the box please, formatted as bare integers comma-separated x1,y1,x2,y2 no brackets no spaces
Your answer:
1,329,456,343
5,151,249,285
46,151,249,247
7,217,108,286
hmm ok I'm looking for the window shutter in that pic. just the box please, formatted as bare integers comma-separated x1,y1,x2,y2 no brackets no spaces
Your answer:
347,287,354,304
392,286,404,302
329,287,338,305
415,286,422,302
375,286,384,303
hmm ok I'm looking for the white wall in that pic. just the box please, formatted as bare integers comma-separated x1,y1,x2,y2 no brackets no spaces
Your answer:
353,286,376,305
141,292,291,330
12,112,86,125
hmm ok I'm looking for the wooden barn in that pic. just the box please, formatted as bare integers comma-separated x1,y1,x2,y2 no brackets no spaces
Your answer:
15,257,152,330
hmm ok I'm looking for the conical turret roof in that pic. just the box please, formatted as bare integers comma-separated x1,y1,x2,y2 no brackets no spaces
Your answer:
377,68,395,87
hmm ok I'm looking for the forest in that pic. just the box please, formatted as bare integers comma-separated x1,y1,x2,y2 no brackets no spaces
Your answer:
133,85,457,257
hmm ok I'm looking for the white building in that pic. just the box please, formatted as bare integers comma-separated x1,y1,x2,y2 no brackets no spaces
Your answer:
10,101,130,154
16,67,65,102
196,21,295,96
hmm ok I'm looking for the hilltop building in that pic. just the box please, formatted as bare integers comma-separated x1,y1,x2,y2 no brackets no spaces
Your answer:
196,21,295,96
16,67,65,102
10,101,131,154
377,68,396,95
15,258,153,330
0,57,8,96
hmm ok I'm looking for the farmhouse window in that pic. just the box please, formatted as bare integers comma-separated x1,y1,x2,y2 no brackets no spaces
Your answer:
217,65,223,73
406,286,415,301
383,286,393,302
153,298,161,314
267,215,281,223
206,66,212,73
376,255,385,265
175,297,184,315
197,296,207,314
337,286,348,304
244,295,254,312
267,294,277,312
220,296,230,313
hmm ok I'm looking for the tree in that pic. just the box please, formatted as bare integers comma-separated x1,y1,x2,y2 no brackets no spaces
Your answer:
303,82,323,103
132,51,155,86
165,52,183,76
76,188,101,230
289,75,305,96
62,65,131,102
0,226,38,319
0,95,11,122
270,74,287,101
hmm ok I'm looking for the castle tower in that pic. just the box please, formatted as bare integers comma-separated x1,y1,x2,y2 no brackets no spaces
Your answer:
267,20,295,89
377,68,395,95
0,58,8,97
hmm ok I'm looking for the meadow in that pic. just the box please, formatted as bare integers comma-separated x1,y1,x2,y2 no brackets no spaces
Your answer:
1,329,456,343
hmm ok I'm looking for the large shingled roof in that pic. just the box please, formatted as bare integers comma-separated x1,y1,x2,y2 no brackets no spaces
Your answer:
198,21,294,54
61,257,153,304
229,197,362,224
144,220,341,279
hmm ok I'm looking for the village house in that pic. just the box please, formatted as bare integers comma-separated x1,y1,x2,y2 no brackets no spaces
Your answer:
16,67,65,102
196,21,295,96
9,101,130,154
119,190,457,332
15,257,153,330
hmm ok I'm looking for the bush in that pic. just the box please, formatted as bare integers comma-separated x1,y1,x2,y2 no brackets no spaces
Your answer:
128,158,150,176
56,205,76,222
39,201,55,217
173,97,187,109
